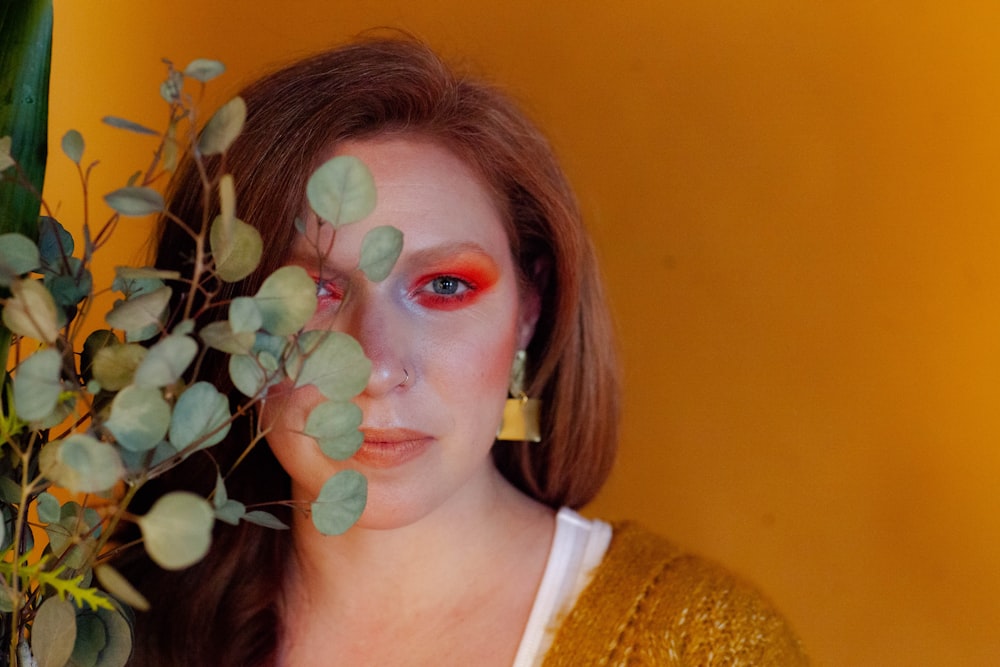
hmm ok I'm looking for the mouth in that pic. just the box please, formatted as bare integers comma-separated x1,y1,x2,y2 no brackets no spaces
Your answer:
354,428,433,468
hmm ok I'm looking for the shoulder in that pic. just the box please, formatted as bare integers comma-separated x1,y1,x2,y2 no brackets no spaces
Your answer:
543,522,809,666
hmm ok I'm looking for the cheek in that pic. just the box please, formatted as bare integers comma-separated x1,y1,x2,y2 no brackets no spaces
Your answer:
259,384,325,467
431,325,518,405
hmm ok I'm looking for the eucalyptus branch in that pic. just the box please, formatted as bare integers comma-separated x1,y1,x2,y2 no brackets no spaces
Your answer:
0,54,397,666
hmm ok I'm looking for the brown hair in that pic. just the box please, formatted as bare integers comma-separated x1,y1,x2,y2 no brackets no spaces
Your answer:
122,37,619,666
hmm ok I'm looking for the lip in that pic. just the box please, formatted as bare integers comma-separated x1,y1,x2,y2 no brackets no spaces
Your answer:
353,428,433,468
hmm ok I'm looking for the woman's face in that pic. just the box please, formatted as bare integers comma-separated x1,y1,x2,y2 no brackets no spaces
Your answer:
261,137,539,530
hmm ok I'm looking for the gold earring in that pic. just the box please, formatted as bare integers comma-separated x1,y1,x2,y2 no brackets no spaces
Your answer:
496,350,542,442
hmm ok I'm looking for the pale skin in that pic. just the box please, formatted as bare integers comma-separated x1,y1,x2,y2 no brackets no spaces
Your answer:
262,138,556,666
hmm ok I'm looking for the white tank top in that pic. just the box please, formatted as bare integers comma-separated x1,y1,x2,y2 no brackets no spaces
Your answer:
511,507,612,666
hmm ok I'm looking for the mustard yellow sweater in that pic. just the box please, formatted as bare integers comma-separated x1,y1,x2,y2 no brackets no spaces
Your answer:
542,522,809,666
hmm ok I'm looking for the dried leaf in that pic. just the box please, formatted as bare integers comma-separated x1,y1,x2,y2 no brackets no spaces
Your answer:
3,278,59,343
31,597,76,667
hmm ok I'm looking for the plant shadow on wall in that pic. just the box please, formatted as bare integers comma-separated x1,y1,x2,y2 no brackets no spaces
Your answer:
0,4,400,665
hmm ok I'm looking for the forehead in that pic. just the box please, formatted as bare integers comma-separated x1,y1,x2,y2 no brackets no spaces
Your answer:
293,137,514,266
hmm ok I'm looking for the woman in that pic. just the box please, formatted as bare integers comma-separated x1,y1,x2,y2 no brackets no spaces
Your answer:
122,37,808,665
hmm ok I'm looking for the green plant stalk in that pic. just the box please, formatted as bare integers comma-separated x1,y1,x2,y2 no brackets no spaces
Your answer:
0,0,53,386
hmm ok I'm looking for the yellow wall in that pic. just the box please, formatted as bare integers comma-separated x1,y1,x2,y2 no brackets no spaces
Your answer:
47,2,1000,665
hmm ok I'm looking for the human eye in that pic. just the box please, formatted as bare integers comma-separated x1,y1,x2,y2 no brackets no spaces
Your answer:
406,249,500,310
413,274,477,309
428,275,469,296
315,277,345,307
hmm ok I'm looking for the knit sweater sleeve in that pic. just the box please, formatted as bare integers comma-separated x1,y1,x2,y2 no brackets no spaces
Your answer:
541,522,808,666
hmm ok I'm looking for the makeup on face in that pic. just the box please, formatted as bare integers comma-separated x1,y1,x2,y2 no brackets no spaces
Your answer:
264,137,534,531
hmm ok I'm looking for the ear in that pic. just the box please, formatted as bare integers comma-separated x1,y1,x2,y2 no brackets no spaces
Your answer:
516,258,547,350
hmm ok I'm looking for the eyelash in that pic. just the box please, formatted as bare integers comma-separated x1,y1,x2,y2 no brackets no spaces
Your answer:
316,279,345,303
413,274,476,308
314,274,477,309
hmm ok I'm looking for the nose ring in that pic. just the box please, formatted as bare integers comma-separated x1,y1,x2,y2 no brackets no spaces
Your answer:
399,367,410,387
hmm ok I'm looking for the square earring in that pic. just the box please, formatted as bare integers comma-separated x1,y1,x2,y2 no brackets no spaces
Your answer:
496,350,542,442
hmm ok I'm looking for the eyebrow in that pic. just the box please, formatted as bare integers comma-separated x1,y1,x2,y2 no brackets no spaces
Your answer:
400,241,499,268
286,240,501,276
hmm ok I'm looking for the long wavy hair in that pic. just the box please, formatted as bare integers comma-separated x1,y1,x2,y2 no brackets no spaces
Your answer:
120,37,620,666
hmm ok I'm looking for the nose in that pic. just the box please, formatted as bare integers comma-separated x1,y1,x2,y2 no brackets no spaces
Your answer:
337,287,409,398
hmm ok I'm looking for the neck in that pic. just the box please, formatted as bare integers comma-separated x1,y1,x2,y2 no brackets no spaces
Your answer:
282,466,554,618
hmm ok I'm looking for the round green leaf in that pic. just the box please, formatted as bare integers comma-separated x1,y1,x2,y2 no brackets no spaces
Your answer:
0,478,21,504
13,348,62,422
253,265,317,335
306,155,376,227
94,564,150,613
31,597,77,667
61,129,84,164
104,385,171,452
83,610,132,667
252,331,289,359
91,606,133,667
132,334,197,387
91,342,146,391
172,319,195,336
292,330,371,401
37,395,77,431
169,382,231,451
112,272,165,298
229,296,263,333
37,217,75,269
311,470,367,536
357,225,403,282
210,215,262,283
198,96,246,156
304,401,364,460
3,278,60,343
228,353,268,398
0,232,40,286
119,440,177,476
137,492,214,570
104,186,164,216
105,286,171,341
68,609,107,666
44,259,92,308
40,434,125,494
36,492,61,524
184,58,225,83
199,320,254,355
45,517,94,568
